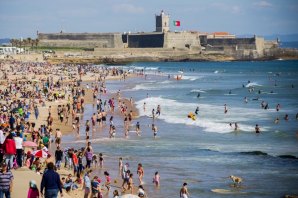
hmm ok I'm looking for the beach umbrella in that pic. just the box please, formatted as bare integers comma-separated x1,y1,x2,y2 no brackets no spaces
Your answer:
120,194,139,198
33,149,48,158
22,141,38,147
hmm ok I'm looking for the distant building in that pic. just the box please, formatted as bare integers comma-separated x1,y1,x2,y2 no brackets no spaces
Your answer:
0,47,24,55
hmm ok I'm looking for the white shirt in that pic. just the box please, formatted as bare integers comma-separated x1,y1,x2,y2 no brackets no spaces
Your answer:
0,130,5,144
14,136,23,149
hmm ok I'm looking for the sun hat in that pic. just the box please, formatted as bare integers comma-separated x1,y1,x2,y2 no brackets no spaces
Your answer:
30,180,37,188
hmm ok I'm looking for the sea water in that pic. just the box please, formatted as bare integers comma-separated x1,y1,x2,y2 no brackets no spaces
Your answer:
64,60,298,198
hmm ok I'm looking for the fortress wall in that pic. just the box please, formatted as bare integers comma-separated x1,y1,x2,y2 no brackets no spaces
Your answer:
164,32,200,49
93,48,194,56
127,34,164,48
38,33,124,48
207,38,257,50
255,37,265,55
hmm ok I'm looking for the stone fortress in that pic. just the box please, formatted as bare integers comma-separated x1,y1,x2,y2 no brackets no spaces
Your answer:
38,11,290,62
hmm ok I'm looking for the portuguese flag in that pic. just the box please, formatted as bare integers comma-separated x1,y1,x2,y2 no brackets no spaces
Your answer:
173,20,181,26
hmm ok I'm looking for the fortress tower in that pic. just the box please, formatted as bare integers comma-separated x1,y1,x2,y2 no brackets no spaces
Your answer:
155,10,170,32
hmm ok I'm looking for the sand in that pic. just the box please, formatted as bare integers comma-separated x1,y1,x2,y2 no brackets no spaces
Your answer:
2,58,141,198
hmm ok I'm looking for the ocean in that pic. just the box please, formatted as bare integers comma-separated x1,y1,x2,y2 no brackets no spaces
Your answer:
64,60,298,198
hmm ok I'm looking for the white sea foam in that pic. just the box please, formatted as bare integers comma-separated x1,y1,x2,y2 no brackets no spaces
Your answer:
181,75,201,81
246,82,263,87
190,89,206,93
214,70,219,74
136,97,271,133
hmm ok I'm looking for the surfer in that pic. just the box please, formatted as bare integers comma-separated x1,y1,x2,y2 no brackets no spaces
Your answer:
195,107,199,115
255,124,260,133
180,183,190,198
229,90,232,95
197,93,200,98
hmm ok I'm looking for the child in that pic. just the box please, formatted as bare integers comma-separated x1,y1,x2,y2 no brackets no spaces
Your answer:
104,171,111,191
92,154,98,167
99,153,104,168
27,180,39,198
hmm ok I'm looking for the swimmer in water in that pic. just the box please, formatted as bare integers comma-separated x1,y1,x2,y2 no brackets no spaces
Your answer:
244,97,248,103
284,114,289,121
152,124,158,139
224,104,228,114
234,123,239,131
195,107,199,115
180,183,190,198
276,104,281,112
255,124,260,133
274,117,279,124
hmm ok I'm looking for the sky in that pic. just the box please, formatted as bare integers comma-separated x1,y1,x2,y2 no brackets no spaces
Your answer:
1,0,298,39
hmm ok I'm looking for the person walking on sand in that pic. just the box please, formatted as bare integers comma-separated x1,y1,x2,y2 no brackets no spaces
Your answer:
0,163,14,198
55,129,62,147
40,162,63,198
83,170,92,198
180,183,190,198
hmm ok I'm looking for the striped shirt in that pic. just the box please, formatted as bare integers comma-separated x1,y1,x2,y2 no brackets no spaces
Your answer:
0,171,13,190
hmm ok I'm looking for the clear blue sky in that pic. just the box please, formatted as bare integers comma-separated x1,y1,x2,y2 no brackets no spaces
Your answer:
1,0,298,39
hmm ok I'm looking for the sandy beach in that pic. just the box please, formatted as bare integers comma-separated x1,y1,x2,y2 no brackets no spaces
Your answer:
0,57,143,198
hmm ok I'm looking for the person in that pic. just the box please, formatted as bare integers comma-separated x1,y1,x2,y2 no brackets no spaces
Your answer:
128,173,134,194
113,190,120,198
55,146,63,170
224,104,228,114
55,129,62,147
284,114,289,121
27,180,39,198
153,171,160,187
255,124,260,133
40,162,63,198
138,185,146,198
156,105,161,116
276,104,281,112
137,163,144,185
195,107,199,115
0,163,14,198
104,171,111,191
14,132,23,167
91,176,102,198
83,170,92,198
180,183,190,198
234,123,239,131
97,153,103,168
3,133,16,170
274,117,279,124
152,124,158,139
118,157,123,175
136,122,141,136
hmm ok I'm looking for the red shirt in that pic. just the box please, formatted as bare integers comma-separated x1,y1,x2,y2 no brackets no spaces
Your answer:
3,138,16,155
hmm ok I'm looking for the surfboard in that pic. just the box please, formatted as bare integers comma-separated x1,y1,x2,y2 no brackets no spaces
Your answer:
211,189,246,194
